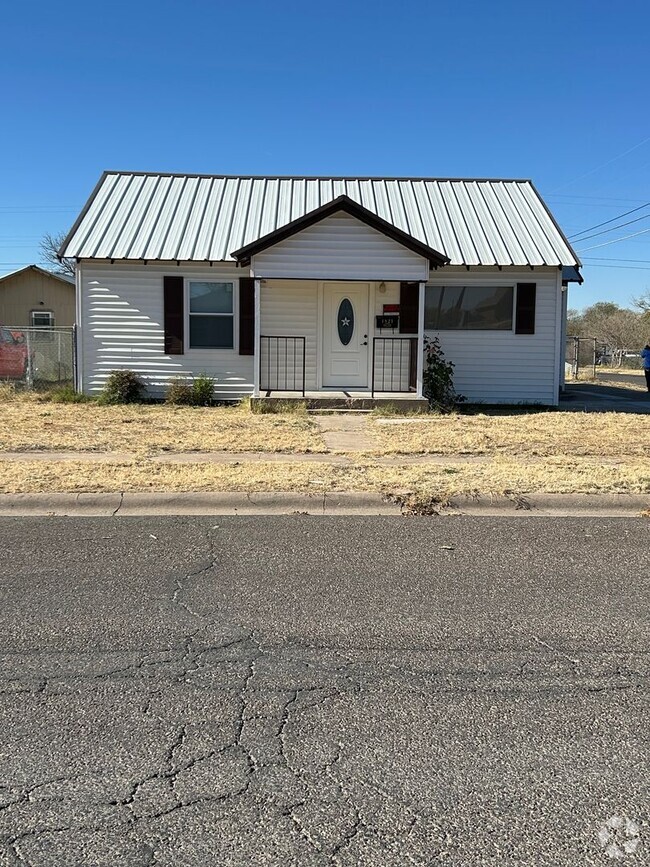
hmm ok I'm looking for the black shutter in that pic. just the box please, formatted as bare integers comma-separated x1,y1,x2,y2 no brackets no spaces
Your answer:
515,283,537,334
400,282,420,334
239,277,255,356
163,276,184,354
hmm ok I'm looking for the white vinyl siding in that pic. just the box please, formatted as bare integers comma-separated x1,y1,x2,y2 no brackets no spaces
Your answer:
78,261,253,398
371,282,411,392
259,280,318,391
251,213,428,281
425,268,562,405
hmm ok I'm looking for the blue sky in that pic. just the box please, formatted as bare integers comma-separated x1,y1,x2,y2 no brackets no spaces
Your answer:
2,0,649,311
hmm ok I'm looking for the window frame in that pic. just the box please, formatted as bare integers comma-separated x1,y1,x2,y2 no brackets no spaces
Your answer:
185,278,238,351
30,310,55,328
424,284,516,332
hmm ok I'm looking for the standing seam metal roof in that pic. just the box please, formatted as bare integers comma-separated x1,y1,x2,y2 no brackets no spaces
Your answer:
60,173,580,268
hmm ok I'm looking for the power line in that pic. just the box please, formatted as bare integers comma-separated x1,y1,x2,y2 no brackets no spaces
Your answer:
576,226,650,253
582,262,650,271
568,202,650,240
583,256,650,263
549,134,650,193
546,193,650,203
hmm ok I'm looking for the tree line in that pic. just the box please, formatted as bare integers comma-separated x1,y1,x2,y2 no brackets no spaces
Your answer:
568,294,650,365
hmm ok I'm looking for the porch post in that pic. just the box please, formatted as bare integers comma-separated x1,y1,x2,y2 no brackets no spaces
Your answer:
253,277,261,397
416,281,426,397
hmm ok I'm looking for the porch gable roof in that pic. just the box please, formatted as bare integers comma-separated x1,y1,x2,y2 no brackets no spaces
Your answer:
230,195,450,269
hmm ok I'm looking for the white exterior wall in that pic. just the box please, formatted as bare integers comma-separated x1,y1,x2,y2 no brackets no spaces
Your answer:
259,281,319,390
425,267,563,405
259,280,413,393
372,281,411,392
77,261,563,404
78,261,253,398
252,213,428,281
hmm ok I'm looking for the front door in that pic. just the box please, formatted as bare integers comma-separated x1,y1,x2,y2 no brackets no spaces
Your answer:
322,282,369,388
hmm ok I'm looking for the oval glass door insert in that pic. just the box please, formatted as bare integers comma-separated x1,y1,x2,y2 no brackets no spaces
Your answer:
337,298,354,345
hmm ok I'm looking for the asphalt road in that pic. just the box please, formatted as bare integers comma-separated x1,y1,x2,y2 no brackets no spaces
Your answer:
0,517,648,866
597,372,648,389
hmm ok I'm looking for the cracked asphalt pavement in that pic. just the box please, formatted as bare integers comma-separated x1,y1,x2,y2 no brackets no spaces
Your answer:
0,516,648,866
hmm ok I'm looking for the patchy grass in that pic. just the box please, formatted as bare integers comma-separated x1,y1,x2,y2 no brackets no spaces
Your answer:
369,411,650,458
1,391,648,498
0,395,326,455
0,455,648,496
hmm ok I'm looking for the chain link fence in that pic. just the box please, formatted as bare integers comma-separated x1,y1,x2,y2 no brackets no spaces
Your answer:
0,326,76,389
565,336,598,380
566,335,644,380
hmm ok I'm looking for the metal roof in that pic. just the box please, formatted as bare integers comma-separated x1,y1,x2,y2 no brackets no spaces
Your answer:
60,172,581,269
0,264,74,285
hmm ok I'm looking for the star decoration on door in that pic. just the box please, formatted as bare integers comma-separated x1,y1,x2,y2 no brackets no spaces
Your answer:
340,317,350,327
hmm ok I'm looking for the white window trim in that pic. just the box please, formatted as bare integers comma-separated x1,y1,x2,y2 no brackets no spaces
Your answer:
424,284,516,333
30,310,55,327
184,277,239,351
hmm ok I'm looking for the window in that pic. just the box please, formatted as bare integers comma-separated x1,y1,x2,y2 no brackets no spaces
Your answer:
425,286,513,330
30,311,54,328
188,281,234,348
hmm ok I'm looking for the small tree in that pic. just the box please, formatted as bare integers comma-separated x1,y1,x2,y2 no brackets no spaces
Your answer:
39,231,75,278
422,336,464,410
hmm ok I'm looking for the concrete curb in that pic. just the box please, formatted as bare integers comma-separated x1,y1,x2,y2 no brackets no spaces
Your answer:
443,493,650,517
0,492,402,517
0,491,647,517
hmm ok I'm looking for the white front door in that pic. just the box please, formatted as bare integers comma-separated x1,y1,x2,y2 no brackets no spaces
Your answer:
322,282,369,388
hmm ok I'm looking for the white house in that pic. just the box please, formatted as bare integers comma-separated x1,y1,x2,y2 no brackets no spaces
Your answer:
60,173,581,405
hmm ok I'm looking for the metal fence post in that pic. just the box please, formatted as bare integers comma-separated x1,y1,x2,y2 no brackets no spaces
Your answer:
25,329,34,389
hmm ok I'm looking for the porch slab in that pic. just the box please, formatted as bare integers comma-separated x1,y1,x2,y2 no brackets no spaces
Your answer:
252,391,429,411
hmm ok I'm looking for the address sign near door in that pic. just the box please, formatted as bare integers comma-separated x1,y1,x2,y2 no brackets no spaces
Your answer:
337,298,354,345
376,314,399,330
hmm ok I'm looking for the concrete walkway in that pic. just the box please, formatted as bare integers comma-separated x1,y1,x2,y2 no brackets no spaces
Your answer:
311,413,376,450
0,450,637,468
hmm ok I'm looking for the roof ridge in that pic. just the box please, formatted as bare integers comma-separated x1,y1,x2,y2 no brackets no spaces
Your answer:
101,171,534,184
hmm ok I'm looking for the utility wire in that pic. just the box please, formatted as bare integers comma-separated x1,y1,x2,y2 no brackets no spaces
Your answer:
549,134,650,193
568,202,650,239
581,262,650,271
569,213,650,244
576,226,650,253
583,256,650,263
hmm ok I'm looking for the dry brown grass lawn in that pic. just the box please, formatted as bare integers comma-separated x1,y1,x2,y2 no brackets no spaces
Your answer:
0,396,325,455
0,391,648,498
0,455,648,496
369,411,650,458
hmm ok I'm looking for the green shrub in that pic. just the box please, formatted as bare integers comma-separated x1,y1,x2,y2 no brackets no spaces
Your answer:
165,378,194,405
191,374,215,406
43,385,89,404
100,369,145,404
422,336,465,411
165,375,215,406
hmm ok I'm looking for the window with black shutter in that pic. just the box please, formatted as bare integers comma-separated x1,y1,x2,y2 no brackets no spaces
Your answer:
515,283,537,334
163,276,184,354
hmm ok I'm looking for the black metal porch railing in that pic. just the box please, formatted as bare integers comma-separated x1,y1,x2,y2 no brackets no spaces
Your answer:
371,337,418,396
260,335,306,396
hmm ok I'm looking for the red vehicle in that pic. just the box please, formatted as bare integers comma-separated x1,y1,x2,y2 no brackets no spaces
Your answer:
0,326,29,378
